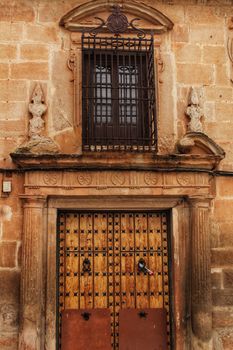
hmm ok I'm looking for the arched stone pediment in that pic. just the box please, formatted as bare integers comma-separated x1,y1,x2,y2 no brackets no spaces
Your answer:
59,0,174,34
177,132,225,159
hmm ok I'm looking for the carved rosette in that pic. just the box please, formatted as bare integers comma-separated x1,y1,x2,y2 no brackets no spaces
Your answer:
144,172,159,186
77,172,92,186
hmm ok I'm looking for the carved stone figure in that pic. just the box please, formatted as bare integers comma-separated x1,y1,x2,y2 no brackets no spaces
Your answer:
13,84,60,155
186,87,203,133
29,84,47,140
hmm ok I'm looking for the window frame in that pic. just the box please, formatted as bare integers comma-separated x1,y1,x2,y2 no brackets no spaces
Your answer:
82,33,157,152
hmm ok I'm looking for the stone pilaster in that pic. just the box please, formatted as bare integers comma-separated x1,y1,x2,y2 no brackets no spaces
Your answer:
189,197,212,346
18,195,47,350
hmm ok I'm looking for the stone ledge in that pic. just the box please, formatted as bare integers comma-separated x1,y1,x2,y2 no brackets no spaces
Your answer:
9,151,223,170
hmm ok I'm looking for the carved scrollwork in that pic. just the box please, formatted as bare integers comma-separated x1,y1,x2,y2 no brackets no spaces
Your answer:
67,49,76,71
77,172,92,186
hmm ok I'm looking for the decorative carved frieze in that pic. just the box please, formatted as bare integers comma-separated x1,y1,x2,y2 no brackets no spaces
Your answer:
24,171,210,199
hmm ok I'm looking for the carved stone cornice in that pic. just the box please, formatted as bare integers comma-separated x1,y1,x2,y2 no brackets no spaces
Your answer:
10,152,222,170
177,132,225,162
59,0,174,34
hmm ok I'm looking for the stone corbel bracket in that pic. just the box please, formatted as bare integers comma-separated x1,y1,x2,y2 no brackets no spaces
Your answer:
177,132,225,167
59,0,174,34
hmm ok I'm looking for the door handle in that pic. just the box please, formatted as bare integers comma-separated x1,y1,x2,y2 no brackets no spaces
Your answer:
137,258,154,275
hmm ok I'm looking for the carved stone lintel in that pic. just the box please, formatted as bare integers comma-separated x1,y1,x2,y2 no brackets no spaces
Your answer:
188,197,212,343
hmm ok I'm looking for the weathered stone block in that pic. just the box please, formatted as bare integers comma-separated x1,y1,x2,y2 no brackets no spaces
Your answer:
177,64,214,84
205,86,233,102
0,271,19,304
185,5,223,25
0,242,17,268
0,23,23,41
219,222,233,247
0,1,35,22
215,64,230,86
203,46,226,64
0,120,25,136
25,24,59,43
0,336,18,350
215,103,233,122
211,272,222,289
213,310,233,328
0,102,26,121
190,25,224,45
223,269,233,289
10,63,48,80
211,248,233,267
213,289,233,306
20,44,49,60
0,81,28,102
174,43,202,63
0,45,17,60
217,177,233,197
171,24,189,42
0,64,9,79
214,200,233,221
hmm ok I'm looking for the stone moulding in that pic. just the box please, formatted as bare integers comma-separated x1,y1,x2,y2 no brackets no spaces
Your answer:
59,0,174,34
177,132,225,164
10,151,222,170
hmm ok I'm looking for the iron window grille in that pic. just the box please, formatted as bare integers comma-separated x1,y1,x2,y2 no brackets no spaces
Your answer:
82,24,157,152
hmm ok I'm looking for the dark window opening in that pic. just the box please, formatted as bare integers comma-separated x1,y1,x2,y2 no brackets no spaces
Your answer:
82,34,157,151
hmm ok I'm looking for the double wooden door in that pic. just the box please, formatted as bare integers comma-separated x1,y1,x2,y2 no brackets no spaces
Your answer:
58,211,171,349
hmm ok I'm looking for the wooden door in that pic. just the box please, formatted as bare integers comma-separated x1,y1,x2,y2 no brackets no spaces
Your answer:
58,211,171,349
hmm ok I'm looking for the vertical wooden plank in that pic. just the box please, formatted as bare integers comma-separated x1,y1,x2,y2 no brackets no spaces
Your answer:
65,213,79,309
135,213,149,309
120,213,135,309
148,213,163,308
79,213,93,309
93,211,108,308
113,213,121,350
107,212,114,349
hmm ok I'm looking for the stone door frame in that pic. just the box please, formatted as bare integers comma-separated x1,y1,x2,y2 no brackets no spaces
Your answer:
18,192,212,350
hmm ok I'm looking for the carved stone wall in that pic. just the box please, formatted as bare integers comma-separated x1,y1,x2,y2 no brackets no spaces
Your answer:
0,1,233,350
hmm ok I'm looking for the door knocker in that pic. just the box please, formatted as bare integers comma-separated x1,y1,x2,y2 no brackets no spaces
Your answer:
137,258,154,275
82,258,91,273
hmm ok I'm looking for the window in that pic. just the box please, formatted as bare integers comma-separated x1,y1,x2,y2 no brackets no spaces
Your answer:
82,33,157,151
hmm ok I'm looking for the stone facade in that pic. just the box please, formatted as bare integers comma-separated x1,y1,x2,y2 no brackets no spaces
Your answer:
0,0,233,349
